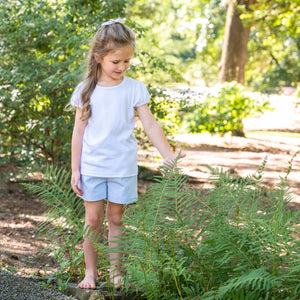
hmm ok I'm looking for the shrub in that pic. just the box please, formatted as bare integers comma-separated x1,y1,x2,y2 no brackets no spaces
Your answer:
183,82,271,136
0,0,131,168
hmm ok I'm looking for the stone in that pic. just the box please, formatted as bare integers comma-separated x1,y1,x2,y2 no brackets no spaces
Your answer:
64,282,125,300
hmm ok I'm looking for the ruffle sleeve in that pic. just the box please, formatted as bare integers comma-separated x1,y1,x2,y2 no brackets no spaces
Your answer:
70,82,85,108
133,81,150,107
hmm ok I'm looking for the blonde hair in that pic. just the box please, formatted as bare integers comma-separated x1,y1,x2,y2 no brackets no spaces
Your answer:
80,22,136,121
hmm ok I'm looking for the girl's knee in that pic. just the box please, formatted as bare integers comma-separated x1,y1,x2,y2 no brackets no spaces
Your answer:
107,213,122,228
84,201,105,229
85,211,104,229
106,202,124,228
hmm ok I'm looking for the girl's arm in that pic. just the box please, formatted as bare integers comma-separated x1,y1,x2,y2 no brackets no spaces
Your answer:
136,104,185,164
71,108,87,196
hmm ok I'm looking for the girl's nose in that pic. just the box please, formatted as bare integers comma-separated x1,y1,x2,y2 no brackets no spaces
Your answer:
119,64,128,72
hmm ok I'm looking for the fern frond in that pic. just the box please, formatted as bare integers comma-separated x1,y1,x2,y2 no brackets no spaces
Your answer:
212,267,280,300
121,154,300,299
22,164,86,279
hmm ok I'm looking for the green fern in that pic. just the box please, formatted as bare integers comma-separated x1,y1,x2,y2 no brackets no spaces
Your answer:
201,267,281,300
22,154,299,299
121,154,299,300
121,157,202,299
22,164,86,281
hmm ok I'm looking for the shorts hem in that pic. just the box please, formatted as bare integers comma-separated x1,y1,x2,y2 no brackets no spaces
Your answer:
107,198,138,205
78,195,138,205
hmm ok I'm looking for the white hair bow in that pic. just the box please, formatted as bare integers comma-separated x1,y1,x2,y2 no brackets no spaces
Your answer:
101,18,126,27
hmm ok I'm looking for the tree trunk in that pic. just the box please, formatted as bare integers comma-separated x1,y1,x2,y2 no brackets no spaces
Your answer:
219,0,254,84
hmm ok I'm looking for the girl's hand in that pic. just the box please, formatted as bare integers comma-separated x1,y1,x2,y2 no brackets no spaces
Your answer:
158,151,186,174
163,152,186,166
71,171,83,196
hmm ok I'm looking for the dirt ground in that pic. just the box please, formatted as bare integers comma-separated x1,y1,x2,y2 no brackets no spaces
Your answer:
0,92,299,282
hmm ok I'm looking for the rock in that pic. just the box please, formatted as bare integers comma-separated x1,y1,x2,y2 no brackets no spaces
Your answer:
64,283,125,300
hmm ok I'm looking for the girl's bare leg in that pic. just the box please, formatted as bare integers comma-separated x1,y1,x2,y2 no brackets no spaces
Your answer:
79,200,105,289
106,201,125,288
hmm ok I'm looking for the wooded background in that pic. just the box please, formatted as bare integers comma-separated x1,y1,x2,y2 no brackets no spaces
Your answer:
1,3,299,298
0,0,299,167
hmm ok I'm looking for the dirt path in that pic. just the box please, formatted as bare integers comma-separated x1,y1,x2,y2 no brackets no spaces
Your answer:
138,132,299,209
179,134,299,205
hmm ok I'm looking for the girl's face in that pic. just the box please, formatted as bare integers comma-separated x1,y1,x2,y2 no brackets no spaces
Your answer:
96,45,134,86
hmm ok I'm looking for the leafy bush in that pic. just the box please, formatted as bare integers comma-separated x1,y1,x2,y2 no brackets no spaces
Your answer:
135,85,202,150
183,82,271,136
23,153,299,299
139,86,194,149
0,0,130,168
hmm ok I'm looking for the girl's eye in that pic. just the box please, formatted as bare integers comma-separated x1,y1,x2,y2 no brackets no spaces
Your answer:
113,61,119,64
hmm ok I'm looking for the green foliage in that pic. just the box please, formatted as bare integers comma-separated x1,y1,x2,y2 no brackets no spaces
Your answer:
241,0,300,92
120,153,299,299
128,0,198,84
183,82,270,136
149,87,189,140
129,0,226,86
129,0,300,89
135,86,197,150
0,0,129,167
22,164,116,295
0,0,198,168
184,0,226,86
23,153,299,299
22,165,86,283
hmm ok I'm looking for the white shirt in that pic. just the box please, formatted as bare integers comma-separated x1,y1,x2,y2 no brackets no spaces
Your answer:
71,76,150,177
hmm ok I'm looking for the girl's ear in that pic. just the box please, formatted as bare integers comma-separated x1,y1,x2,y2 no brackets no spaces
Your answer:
94,53,101,63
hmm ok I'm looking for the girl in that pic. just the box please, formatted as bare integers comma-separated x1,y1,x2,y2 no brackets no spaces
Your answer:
70,19,184,290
